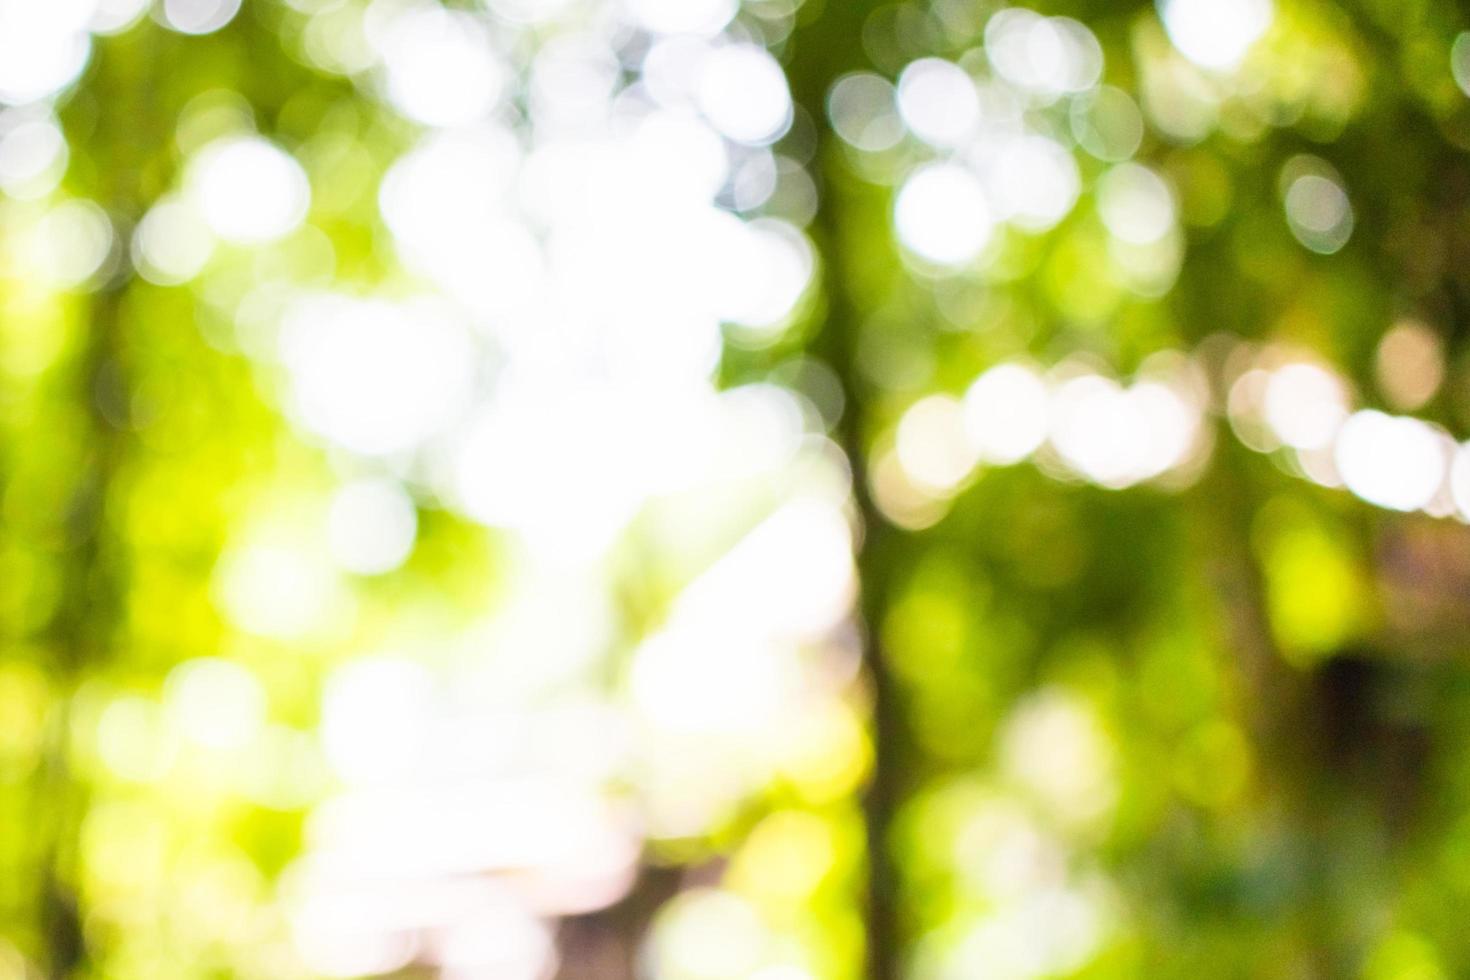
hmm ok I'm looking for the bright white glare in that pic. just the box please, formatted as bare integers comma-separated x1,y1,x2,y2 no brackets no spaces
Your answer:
827,73,904,153
486,0,576,26
216,541,341,640
189,136,311,245
988,135,1080,232
675,495,854,641
0,116,68,199
720,219,814,333
289,893,419,978
162,0,243,35
0,4,92,105
1451,445,1470,520
132,195,215,285
897,59,980,148
378,126,533,318
453,381,644,555
896,395,976,494
90,0,151,34
1262,362,1348,450
1049,374,1198,488
321,656,435,785
165,658,267,751
437,902,555,980
279,295,475,456
530,34,621,128
379,7,504,127
697,44,792,145
1096,163,1175,245
626,0,737,37
1334,411,1447,512
327,479,418,576
895,162,993,267
1284,173,1353,254
32,199,112,288
985,9,1103,100
1159,0,1273,71
646,889,769,980
963,364,1050,465
630,629,793,737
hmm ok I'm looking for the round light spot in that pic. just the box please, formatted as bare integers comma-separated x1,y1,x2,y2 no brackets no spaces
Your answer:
895,162,993,267
1159,0,1273,71
190,136,311,245
697,44,791,145
1335,410,1446,512
1262,362,1349,450
165,658,266,751
162,0,243,35
963,363,1050,465
897,58,979,148
327,479,418,575
132,195,215,285
827,73,903,153
1096,163,1175,245
1284,172,1353,254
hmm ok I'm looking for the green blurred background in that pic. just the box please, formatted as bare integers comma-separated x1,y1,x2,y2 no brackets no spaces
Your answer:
3,0,1470,977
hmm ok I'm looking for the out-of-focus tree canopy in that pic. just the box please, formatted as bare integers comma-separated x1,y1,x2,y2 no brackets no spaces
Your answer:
4,0,1470,978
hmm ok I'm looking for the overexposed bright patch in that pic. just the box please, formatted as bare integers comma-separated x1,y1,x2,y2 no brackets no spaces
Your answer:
897,58,980,148
190,136,310,245
683,495,855,640
1262,362,1349,450
698,44,791,145
91,0,151,34
985,9,1103,100
719,219,813,334
988,135,1080,232
630,629,792,737
131,195,215,285
895,162,993,267
1334,411,1447,512
1451,445,1470,521
0,116,67,199
626,0,736,37
379,7,504,127
1284,172,1353,254
31,199,112,288
279,295,475,456
1096,163,1175,245
1159,0,1273,71
1049,373,1198,487
216,541,341,640
964,364,1050,465
165,658,267,751
327,479,418,575
162,0,243,35
827,72,904,153
321,656,435,785
896,395,976,494
0,4,91,105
